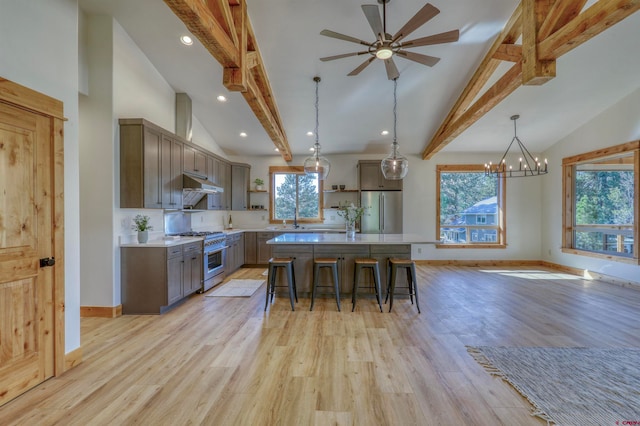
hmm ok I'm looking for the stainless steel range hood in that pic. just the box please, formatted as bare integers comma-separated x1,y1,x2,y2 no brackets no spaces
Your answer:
183,172,223,208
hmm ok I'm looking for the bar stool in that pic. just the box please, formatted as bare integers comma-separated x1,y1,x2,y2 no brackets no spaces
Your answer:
265,257,298,311
310,258,341,311
352,258,383,312
385,258,420,313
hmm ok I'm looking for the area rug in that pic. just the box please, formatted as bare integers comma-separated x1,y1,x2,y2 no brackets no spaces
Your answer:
467,346,640,425
205,279,265,297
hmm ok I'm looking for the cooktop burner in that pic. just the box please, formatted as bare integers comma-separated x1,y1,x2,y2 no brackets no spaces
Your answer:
170,231,225,239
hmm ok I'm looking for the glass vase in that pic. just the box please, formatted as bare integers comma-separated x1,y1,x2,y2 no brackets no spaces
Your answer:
345,222,356,239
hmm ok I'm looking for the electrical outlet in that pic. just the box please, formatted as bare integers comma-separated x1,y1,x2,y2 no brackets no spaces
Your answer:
261,215,265,221
417,248,422,254
330,215,335,221
200,216,204,222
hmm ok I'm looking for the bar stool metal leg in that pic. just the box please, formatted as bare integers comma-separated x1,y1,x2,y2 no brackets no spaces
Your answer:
332,264,341,311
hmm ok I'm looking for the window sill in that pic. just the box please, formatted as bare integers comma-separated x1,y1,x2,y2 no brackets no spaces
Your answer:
436,243,507,249
561,247,639,265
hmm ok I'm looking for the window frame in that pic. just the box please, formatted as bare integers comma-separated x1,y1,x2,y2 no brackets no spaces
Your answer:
269,166,324,224
436,164,506,249
562,141,639,264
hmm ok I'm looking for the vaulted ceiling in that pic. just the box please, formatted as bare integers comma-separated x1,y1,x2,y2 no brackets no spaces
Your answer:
78,0,640,160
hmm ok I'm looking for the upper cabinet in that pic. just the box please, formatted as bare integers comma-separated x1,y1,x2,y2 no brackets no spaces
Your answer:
183,145,207,176
358,160,403,190
120,119,183,209
231,163,250,210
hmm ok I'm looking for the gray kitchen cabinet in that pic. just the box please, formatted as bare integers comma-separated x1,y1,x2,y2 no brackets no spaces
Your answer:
231,163,250,210
370,244,411,291
225,233,245,274
314,245,370,294
244,232,257,264
119,119,183,209
256,232,273,265
358,160,403,190
204,155,224,210
270,244,314,294
183,241,203,295
183,144,207,176
222,161,232,210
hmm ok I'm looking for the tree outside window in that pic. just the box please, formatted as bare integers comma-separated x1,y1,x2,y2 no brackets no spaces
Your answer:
269,166,323,223
436,165,506,247
563,143,638,262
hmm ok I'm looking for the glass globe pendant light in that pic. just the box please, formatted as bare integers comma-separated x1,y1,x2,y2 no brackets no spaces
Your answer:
304,76,330,180
381,77,408,180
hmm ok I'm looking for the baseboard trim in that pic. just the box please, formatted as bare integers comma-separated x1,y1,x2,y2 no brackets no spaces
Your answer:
64,346,83,372
414,259,640,289
80,305,122,318
415,259,541,267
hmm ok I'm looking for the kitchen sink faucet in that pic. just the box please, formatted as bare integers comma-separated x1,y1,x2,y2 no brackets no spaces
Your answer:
293,207,299,229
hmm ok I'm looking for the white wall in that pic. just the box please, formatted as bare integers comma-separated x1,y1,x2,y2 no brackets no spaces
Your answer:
79,15,116,307
0,0,81,353
542,87,640,284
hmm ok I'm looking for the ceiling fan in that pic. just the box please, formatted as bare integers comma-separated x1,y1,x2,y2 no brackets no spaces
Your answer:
319,0,459,80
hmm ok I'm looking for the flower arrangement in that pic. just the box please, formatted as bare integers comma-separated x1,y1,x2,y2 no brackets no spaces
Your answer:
131,214,153,232
336,202,368,225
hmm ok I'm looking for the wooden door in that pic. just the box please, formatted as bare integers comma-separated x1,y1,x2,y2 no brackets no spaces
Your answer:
0,98,58,404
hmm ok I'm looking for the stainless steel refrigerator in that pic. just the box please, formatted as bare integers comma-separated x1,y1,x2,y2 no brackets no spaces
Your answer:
360,191,403,234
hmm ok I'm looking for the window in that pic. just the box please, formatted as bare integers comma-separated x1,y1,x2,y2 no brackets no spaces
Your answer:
563,142,639,263
436,165,506,247
269,166,324,223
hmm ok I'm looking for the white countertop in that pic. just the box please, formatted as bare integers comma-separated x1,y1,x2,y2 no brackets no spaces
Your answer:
267,233,441,245
120,236,203,248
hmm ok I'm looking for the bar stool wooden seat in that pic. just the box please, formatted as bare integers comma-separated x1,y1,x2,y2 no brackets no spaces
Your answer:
310,258,340,311
265,257,298,311
352,258,383,312
385,258,420,313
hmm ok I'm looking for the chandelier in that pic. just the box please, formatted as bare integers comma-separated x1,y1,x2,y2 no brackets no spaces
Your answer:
381,77,408,180
485,115,548,178
304,76,330,180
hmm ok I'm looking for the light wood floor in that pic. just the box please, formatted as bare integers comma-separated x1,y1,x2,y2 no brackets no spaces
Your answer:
2,266,640,425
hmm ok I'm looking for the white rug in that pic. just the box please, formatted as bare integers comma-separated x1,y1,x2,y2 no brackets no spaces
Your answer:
468,346,640,425
206,279,265,297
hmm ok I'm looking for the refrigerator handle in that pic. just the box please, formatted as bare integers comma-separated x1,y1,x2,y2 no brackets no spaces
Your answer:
380,193,385,231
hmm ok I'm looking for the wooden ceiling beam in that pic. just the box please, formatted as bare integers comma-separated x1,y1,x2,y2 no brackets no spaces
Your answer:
538,0,588,40
423,0,640,160
164,0,291,161
539,0,640,60
423,4,522,159
522,0,556,85
493,44,522,62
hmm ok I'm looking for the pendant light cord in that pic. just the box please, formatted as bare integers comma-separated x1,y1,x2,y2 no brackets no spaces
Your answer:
393,77,397,145
314,76,320,158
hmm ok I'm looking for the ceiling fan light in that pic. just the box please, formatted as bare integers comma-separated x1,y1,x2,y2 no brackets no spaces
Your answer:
376,46,393,59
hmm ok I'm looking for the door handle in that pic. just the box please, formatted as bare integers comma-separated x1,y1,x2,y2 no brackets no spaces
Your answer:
40,257,55,268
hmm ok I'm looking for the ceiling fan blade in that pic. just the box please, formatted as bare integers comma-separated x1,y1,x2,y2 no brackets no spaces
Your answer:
384,58,400,80
320,29,370,46
401,29,460,48
320,51,369,62
392,3,440,43
362,5,384,41
348,57,376,76
397,50,440,67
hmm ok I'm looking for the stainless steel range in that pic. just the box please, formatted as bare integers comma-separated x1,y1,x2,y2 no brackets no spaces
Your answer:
172,231,227,293
164,212,226,293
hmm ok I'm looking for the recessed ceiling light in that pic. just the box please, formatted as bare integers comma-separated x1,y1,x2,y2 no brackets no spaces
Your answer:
306,131,314,136
180,35,193,46
239,132,247,138
216,95,227,102
381,130,389,136
309,147,315,151
274,148,279,152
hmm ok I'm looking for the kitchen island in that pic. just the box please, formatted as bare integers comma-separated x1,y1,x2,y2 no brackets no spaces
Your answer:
267,233,439,294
